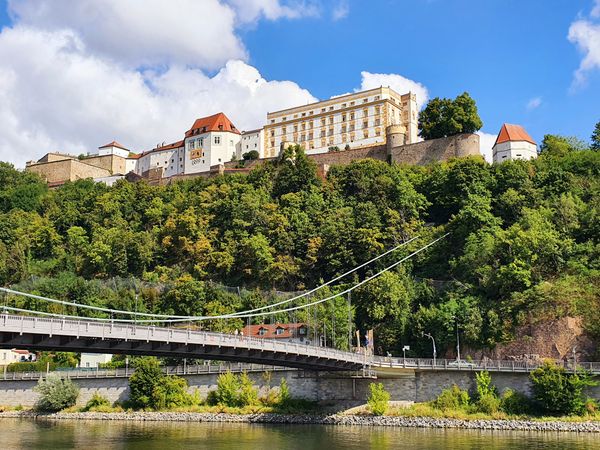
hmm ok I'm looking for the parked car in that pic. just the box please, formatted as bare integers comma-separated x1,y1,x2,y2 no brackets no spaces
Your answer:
447,359,476,368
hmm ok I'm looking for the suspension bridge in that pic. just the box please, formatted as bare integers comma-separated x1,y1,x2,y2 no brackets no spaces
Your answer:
1,234,597,375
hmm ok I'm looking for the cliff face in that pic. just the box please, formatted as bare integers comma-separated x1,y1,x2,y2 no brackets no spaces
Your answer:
458,317,596,362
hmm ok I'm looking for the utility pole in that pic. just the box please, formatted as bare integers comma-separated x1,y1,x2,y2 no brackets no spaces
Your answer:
347,292,352,350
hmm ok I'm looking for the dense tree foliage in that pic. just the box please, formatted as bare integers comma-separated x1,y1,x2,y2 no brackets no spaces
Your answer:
418,92,483,140
0,142,598,357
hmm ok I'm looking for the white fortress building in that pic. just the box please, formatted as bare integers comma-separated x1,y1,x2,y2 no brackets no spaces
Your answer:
492,123,537,164
263,86,419,158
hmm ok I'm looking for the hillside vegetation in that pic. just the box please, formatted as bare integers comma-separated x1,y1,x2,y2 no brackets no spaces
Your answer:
0,139,598,357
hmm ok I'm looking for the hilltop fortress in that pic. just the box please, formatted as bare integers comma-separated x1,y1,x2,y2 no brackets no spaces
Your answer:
26,87,488,186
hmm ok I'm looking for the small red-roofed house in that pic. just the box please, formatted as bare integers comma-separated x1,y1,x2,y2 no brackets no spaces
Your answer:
492,124,537,163
241,323,309,344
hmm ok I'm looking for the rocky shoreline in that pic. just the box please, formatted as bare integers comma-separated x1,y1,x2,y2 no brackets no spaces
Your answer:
2,411,600,433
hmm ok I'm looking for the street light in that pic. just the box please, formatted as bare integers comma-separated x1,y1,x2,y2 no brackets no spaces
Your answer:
424,333,437,366
402,345,410,364
451,315,461,361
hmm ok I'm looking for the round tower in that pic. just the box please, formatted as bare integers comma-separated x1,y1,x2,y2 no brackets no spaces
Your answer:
386,124,406,155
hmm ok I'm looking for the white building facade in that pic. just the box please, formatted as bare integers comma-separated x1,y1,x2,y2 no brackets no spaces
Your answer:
238,128,265,159
96,141,130,158
79,353,113,369
492,124,537,164
263,87,418,158
184,113,241,174
136,141,185,177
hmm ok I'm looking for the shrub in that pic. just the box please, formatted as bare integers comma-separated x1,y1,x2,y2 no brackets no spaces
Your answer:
34,374,79,412
475,371,496,399
128,357,164,409
238,372,259,407
210,371,241,407
529,361,597,415
83,392,110,411
500,389,531,415
278,378,291,405
367,383,390,416
474,392,501,414
152,375,193,410
432,385,470,410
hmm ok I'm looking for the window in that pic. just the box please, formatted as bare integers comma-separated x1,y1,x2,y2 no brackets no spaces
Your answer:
294,125,298,132
363,108,368,117
282,127,287,134
282,116,287,121
328,128,334,136
294,114,298,118
363,121,368,129
341,103,346,108
271,119,275,124
350,112,355,120
363,130,369,139
275,327,284,335
214,136,221,144
259,328,267,336
363,98,368,103
271,130,275,137
350,101,355,106
329,116,334,124
218,158,221,162
329,106,334,111
171,158,174,163
342,114,346,122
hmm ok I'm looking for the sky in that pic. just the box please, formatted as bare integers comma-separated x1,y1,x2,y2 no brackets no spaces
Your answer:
0,0,598,167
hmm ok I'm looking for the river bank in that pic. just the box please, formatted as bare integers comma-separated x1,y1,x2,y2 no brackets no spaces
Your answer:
2,410,600,433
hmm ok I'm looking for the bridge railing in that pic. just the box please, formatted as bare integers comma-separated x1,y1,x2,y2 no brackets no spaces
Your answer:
371,356,600,374
0,362,292,381
0,314,366,366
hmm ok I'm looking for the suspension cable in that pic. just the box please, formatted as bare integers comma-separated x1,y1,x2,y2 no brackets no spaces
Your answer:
0,236,417,320
0,234,447,324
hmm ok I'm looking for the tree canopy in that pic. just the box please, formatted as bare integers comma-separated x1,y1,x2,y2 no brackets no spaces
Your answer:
418,92,483,140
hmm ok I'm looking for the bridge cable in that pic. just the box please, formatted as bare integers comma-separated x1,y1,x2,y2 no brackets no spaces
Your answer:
0,236,417,321
0,234,448,324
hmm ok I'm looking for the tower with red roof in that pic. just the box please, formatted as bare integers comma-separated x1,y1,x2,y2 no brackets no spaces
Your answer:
492,124,537,163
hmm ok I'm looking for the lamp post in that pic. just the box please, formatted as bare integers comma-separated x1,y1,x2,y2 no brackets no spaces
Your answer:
451,315,461,362
402,345,410,365
424,333,437,366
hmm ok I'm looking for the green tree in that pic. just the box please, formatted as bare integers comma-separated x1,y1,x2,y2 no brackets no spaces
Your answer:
34,374,79,412
272,145,320,197
242,150,260,160
367,382,390,416
152,375,193,410
591,120,600,151
529,361,596,415
418,92,483,140
128,357,164,408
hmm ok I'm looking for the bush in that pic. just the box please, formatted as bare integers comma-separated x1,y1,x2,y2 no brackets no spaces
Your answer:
529,361,597,415
238,372,259,407
367,383,390,416
34,374,79,412
475,371,496,398
152,375,194,410
83,392,110,411
500,389,531,415
278,378,291,405
432,385,470,410
242,150,259,160
7,360,57,373
210,371,241,407
474,392,501,414
128,357,163,409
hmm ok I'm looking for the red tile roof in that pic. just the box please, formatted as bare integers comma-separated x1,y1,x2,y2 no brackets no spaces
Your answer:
99,141,129,151
494,124,536,146
185,112,240,137
241,323,307,339
138,140,184,158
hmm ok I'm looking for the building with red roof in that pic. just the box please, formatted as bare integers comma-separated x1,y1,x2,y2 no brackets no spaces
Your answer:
241,323,309,343
492,124,537,163
183,112,242,175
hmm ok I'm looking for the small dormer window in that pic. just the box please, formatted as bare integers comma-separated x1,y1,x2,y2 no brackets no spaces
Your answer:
299,327,306,335
218,124,223,130
275,327,284,335
258,328,267,336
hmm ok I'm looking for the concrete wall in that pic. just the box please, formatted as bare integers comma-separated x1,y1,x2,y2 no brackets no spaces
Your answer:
3,368,596,409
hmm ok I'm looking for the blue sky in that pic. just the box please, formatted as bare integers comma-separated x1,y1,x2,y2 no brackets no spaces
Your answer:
0,0,598,165
241,0,599,144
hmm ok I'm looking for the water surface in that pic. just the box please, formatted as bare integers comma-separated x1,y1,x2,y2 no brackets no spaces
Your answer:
3,419,599,449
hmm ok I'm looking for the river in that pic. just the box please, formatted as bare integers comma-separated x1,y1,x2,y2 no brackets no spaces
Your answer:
3,419,600,449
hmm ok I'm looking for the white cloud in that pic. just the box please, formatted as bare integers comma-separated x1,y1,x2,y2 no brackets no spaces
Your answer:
332,0,349,21
8,0,246,70
592,0,600,18
358,71,429,109
0,26,315,167
227,0,320,23
568,18,600,87
477,131,496,164
526,96,542,110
